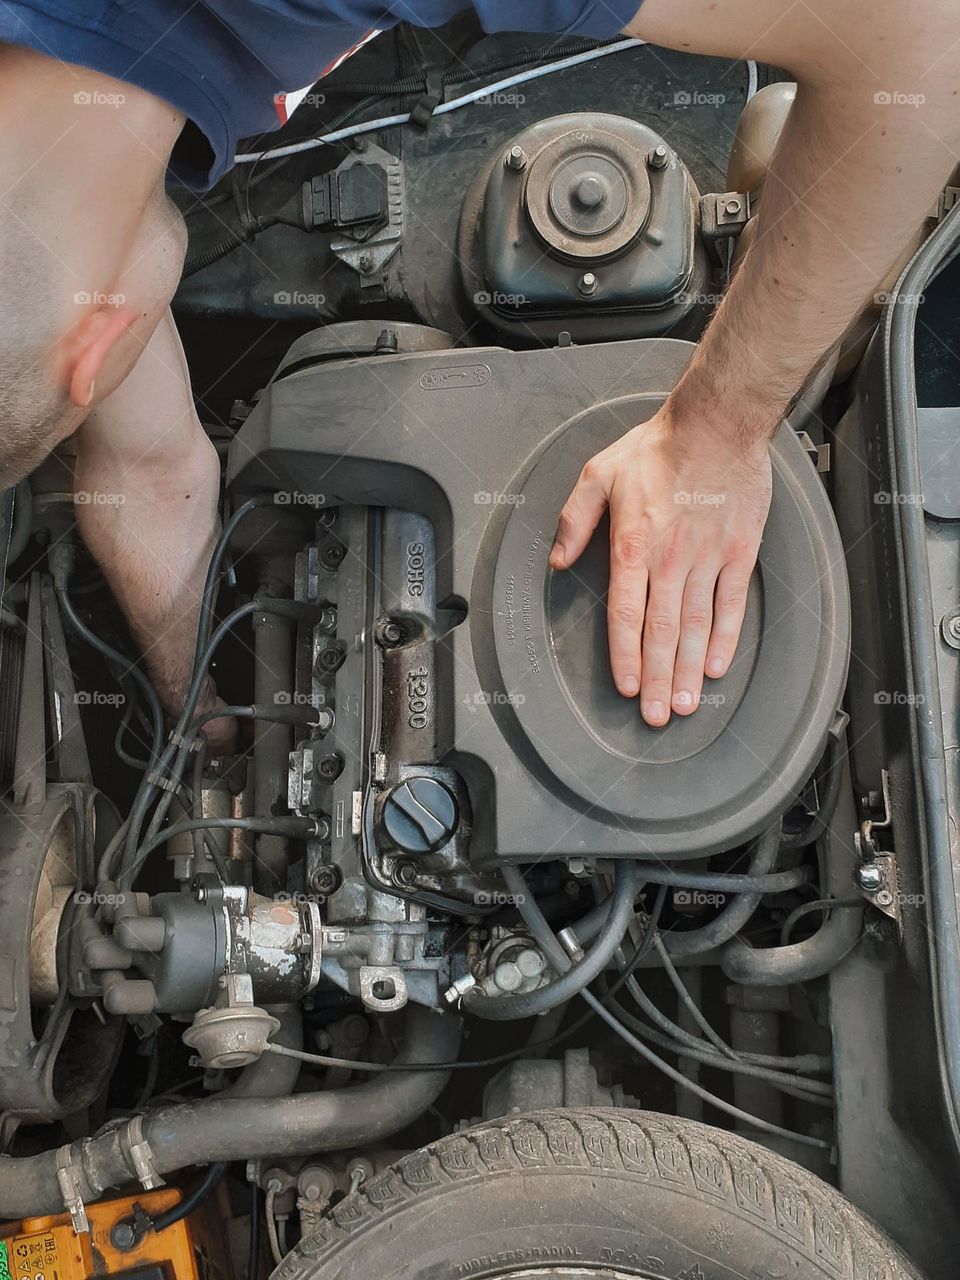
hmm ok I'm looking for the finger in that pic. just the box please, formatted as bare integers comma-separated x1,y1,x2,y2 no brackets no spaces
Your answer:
671,565,719,716
606,520,650,699
706,561,753,678
550,459,607,569
640,574,685,727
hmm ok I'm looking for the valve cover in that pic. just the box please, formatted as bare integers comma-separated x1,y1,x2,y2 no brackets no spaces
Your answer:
229,334,849,861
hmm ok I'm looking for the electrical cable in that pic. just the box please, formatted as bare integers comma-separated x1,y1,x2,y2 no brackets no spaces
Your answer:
151,1162,229,1233
248,1179,262,1280
501,862,833,1151
600,992,834,1104
265,1185,283,1267
56,581,164,770
234,39,647,163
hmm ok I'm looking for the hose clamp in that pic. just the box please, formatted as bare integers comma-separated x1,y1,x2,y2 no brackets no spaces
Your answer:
123,1114,165,1190
55,1145,89,1235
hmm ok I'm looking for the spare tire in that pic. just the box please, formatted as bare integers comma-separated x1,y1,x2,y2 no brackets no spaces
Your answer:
273,1109,921,1280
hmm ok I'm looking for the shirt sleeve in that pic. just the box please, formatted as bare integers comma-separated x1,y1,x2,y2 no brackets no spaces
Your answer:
387,1,641,38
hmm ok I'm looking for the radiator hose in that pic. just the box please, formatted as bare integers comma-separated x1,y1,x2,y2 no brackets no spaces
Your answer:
0,1005,460,1219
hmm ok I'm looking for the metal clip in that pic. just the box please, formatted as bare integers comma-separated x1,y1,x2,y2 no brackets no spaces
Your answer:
124,1113,165,1190
55,1145,89,1235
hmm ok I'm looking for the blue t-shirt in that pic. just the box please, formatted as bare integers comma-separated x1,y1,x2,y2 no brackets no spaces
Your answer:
0,1,640,188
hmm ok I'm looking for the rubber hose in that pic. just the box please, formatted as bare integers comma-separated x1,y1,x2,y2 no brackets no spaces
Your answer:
661,827,781,958
629,864,810,894
720,771,863,985
462,863,637,1021
227,1004,303,1098
720,876,863,985
0,1006,460,1218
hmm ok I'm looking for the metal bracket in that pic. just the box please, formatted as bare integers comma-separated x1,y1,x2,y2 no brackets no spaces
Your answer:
359,965,408,1012
854,770,901,929
123,1113,165,1190
55,1145,89,1235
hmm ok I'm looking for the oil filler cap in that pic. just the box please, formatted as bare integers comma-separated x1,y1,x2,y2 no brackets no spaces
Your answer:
381,777,459,854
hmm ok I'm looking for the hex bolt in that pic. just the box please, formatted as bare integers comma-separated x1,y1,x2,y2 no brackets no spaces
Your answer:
647,144,669,170
724,196,743,216
316,641,347,675
358,254,374,274
578,272,599,297
310,864,341,896
319,542,346,571
110,1221,137,1252
493,961,523,993
856,863,884,892
948,615,960,643
311,816,332,843
374,618,405,648
317,752,343,781
318,606,338,633
394,861,419,888
505,144,527,172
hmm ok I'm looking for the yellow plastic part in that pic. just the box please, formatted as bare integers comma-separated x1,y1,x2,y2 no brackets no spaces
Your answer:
0,1188,199,1280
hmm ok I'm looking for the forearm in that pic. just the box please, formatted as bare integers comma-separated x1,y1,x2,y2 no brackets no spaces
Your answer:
669,85,950,443
629,0,960,448
72,313,221,715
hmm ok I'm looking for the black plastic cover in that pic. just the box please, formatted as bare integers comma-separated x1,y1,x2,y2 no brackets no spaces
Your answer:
229,337,849,860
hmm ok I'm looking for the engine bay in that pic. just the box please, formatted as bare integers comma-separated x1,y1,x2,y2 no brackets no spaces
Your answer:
1,19,959,1280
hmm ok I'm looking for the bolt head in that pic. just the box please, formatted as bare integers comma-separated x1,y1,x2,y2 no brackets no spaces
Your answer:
856,863,884,892
578,272,599,297
648,144,669,170
724,197,743,215
949,615,960,640
505,145,527,172
573,174,606,209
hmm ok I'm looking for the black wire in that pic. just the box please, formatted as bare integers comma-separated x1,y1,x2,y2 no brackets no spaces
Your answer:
57,585,164,769
248,1179,262,1280
152,1162,229,1232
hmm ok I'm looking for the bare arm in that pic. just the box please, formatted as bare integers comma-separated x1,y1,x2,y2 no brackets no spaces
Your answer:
554,0,960,724
73,311,231,748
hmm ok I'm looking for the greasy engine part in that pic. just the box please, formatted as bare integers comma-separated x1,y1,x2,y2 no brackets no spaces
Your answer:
230,335,850,867
459,113,710,343
0,571,122,1135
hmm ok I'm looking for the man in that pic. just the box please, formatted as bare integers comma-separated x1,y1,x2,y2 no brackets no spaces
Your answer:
0,0,955,747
